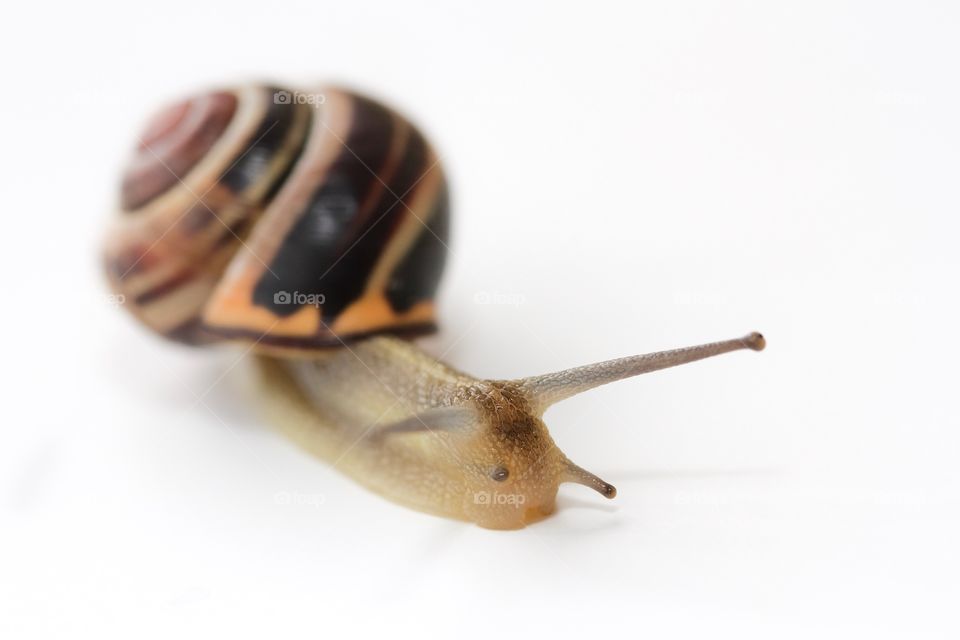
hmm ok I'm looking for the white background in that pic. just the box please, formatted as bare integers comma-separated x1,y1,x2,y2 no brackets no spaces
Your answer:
2,1,958,637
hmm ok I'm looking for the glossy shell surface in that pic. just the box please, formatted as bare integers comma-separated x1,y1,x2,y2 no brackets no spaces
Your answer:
104,85,449,352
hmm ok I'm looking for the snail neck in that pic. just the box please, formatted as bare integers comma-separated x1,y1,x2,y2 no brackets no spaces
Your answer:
261,335,477,431
251,336,486,518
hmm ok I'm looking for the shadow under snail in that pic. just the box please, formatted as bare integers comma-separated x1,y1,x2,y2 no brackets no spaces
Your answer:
103,83,765,529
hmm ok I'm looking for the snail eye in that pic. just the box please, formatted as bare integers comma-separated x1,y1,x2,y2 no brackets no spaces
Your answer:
491,466,509,482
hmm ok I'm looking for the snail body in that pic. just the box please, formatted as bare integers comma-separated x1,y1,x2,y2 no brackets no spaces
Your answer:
256,338,563,528
105,83,764,529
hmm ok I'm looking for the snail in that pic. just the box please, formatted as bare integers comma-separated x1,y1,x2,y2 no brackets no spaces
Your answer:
103,83,765,529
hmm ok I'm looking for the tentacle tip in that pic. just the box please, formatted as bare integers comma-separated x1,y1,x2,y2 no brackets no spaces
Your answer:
601,483,617,499
744,332,766,352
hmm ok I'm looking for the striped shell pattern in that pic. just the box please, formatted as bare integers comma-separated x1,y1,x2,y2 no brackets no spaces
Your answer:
103,85,449,353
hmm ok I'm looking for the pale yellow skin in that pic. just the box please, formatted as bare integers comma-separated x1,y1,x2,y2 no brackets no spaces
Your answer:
253,333,765,529
256,338,567,529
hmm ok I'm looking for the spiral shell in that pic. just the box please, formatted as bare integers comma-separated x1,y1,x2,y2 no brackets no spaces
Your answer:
104,85,449,353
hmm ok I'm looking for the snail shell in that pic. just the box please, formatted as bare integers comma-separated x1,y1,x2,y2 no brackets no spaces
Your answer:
104,85,449,353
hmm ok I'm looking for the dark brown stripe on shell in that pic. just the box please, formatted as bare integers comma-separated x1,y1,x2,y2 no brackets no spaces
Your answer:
165,317,224,345
385,177,450,312
250,94,403,319
133,268,198,306
176,94,313,236
132,220,250,306
220,90,312,196
201,321,438,351
121,92,238,211
112,89,314,332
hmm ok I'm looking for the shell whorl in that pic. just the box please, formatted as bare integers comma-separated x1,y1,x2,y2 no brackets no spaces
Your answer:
104,85,449,353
